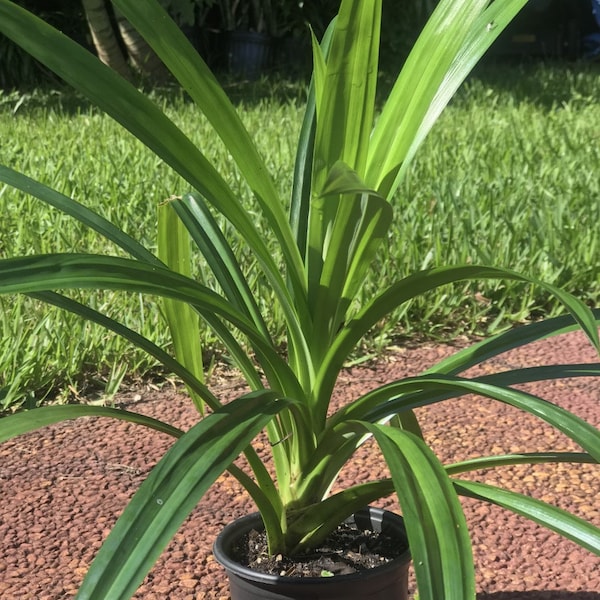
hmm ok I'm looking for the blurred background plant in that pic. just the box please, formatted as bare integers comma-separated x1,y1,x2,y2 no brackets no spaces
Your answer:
0,0,432,86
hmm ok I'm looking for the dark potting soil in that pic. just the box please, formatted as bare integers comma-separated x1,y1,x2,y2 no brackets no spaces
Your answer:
231,521,408,578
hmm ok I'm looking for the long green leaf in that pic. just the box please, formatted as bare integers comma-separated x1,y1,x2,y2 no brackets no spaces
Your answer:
309,162,392,371
290,19,336,260
387,0,529,193
111,0,307,306
0,165,158,265
172,193,270,339
157,201,205,412
306,1,381,311
77,391,288,600
455,480,600,555
298,362,600,507
0,404,182,443
0,0,303,342
367,0,486,194
427,309,600,376
168,194,314,501
22,299,284,560
317,265,600,405
365,424,475,600
172,193,315,393
347,375,600,462
285,479,396,553
368,0,528,197
313,0,380,185
0,254,303,398
446,452,595,476
328,363,600,428
334,362,600,428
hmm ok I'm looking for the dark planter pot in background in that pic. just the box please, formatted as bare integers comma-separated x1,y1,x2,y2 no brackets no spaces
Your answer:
213,507,411,600
228,30,272,79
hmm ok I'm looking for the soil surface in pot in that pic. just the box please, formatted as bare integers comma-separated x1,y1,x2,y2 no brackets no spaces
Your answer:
0,330,598,599
233,520,407,577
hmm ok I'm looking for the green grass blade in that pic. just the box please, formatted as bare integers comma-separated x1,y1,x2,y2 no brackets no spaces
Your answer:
77,391,288,600
0,404,182,443
455,480,600,555
157,201,205,412
366,424,475,600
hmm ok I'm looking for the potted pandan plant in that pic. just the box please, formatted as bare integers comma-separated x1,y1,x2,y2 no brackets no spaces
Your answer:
0,0,599,598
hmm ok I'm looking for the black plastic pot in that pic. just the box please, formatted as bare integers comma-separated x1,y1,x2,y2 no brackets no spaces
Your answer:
213,507,411,600
227,31,272,79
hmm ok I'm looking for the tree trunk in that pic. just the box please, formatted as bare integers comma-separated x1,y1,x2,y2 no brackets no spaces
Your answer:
113,7,170,82
81,0,131,80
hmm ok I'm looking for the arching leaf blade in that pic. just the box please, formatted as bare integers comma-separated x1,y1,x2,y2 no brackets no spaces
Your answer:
426,310,600,377
173,193,270,339
0,254,302,398
446,452,595,476
356,376,600,462
317,265,599,406
0,165,157,264
77,391,289,600
111,0,307,302
0,404,182,443
366,424,475,600
158,201,205,412
455,480,600,555
0,0,297,331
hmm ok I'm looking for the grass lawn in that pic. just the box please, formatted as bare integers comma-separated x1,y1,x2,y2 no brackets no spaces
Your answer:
1,61,599,410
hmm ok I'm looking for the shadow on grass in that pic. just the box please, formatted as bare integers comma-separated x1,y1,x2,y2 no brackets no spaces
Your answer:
463,58,600,111
5,57,600,118
2,68,311,118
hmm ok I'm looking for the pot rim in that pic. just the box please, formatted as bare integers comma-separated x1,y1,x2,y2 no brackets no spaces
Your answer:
213,506,411,585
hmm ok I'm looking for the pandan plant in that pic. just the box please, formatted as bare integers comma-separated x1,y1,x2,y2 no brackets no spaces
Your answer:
0,0,598,598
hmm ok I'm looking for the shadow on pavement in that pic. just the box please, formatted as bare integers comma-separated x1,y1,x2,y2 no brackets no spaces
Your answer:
479,593,600,600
